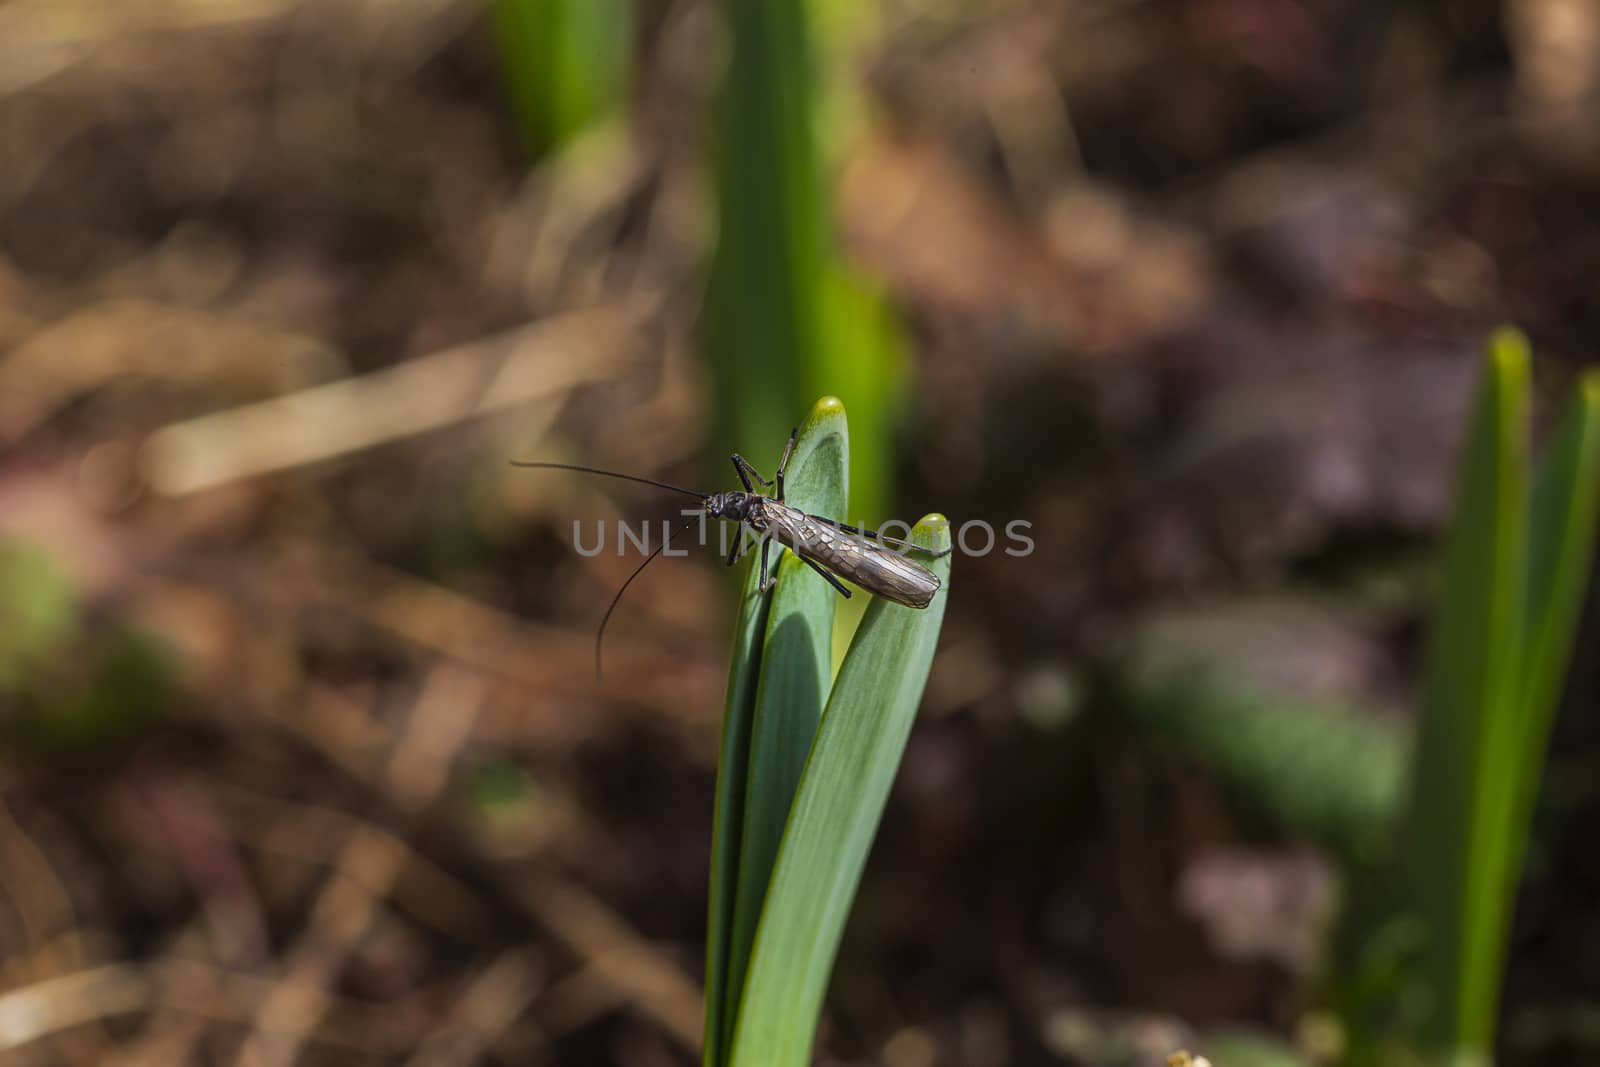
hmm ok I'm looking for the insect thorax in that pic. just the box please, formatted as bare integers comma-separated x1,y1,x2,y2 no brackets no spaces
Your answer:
706,491,762,526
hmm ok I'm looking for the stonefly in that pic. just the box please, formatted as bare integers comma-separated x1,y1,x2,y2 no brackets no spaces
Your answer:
513,428,950,674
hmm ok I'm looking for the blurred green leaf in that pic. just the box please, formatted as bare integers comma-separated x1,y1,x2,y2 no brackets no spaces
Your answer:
9,627,175,762
467,757,541,811
0,538,78,691
2,539,174,762
1116,600,1411,857
1401,329,1530,1056
1331,332,1600,1067
1513,370,1600,853
48,629,173,753
811,262,906,526
703,0,902,533
703,0,825,477
490,0,633,155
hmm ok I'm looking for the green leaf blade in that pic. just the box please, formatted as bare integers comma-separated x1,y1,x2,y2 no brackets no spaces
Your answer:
728,513,952,1067
1489,367,1600,979
718,399,848,1057
1404,329,1531,1053
703,546,772,1067
1519,370,1600,769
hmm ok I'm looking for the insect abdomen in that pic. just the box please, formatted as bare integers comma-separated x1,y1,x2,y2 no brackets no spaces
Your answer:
763,503,941,609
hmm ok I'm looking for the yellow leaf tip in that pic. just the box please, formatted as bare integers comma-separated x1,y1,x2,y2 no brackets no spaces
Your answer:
1578,370,1600,409
913,514,952,549
1488,326,1531,369
798,396,848,440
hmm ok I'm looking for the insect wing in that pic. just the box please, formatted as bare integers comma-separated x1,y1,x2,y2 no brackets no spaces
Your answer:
764,503,941,609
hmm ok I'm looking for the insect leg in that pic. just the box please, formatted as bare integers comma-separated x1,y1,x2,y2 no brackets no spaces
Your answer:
815,516,955,557
757,536,777,592
726,523,763,567
730,454,772,493
802,556,852,598
774,426,797,502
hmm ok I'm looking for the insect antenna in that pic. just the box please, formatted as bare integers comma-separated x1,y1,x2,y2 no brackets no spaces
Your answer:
594,513,705,677
510,461,707,500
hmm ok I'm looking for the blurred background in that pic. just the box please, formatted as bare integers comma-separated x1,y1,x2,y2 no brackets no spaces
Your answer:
1,0,1597,1064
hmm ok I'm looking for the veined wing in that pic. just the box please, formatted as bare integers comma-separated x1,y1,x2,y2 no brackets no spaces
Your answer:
761,503,941,609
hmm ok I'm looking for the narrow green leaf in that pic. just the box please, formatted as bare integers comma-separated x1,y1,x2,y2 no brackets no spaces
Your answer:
1403,330,1530,1053
1496,369,1600,946
728,514,951,1066
1517,370,1600,797
703,535,772,1067
717,398,848,1057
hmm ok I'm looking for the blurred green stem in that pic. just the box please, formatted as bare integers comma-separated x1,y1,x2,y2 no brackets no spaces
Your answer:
490,0,633,155
703,0,904,535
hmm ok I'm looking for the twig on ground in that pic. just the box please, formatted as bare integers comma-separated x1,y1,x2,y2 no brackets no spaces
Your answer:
233,664,487,1067
400,948,545,1067
516,874,704,1053
141,306,643,495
